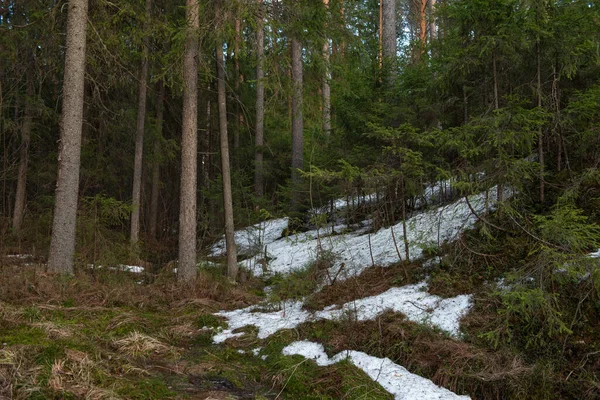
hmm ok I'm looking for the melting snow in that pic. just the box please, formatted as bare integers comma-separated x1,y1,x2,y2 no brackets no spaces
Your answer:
230,189,503,280
282,341,470,400
212,281,471,343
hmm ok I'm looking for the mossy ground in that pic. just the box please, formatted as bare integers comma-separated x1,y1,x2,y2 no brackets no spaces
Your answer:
2,213,600,400
0,260,394,399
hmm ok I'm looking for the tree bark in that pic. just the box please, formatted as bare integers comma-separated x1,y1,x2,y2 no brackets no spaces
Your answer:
48,0,88,274
291,36,304,206
429,0,436,40
130,0,151,248
382,0,396,83
12,68,33,232
149,80,165,240
419,0,427,52
178,0,200,282
217,42,238,281
537,41,544,204
234,18,242,150
322,0,331,137
254,0,265,198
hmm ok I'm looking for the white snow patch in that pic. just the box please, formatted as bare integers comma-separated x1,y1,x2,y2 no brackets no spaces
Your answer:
243,188,504,279
212,282,471,343
210,217,289,257
4,254,34,259
282,341,470,400
212,301,310,344
118,265,144,273
315,283,472,337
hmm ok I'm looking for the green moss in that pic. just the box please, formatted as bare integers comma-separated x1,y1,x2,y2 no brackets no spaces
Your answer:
115,377,176,399
0,325,47,345
196,313,224,329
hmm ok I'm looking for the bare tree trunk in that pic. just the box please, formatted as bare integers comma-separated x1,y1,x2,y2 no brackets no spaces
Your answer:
254,0,265,198
48,0,88,274
492,52,499,110
429,0,437,40
382,0,396,83
217,43,238,281
12,68,33,232
202,82,211,195
149,80,165,240
537,41,544,204
234,18,242,150
178,0,200,282
378,0,383,76
322,0,331,137
419,0,427,53
291,37,304,207
130,0,151,248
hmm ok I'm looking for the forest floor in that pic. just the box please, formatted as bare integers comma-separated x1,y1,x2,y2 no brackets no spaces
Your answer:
2,190,598,399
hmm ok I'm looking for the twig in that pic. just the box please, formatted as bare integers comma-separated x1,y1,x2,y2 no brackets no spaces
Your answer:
275,359,308,399
368,234,375,267
463,195,509,233
329,263,345,285
390,227,408,280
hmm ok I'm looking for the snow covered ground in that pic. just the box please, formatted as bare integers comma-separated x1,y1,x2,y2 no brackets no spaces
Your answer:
282,341,471,400
208,186,500,400
215,188,504,280
212,281,471,343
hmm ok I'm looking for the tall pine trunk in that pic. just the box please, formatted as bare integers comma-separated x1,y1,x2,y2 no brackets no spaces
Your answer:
48,0,88,274
234,18,242,150
130,0,151,247
12,68,33,232
537,41,544,204
149,81,165,240
322,0,331,136
382,0,396,83
254,0,265,198
178,0,200,282
429,0,437,40
291,37,303,207
217,43,238,281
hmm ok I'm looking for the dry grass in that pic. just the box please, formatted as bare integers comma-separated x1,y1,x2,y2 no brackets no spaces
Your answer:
113,331,179,359
0,347,42,400
302,311,534,398
306,262,421,311
0,264,260,312
47,349,121,399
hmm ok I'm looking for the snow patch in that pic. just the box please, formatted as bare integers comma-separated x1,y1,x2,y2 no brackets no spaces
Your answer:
282,341,470,400
212,281,471,343
241,188,504,279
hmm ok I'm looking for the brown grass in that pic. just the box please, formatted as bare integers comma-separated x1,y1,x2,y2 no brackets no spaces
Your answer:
113,331,179,359
0,264,260,312
306,262,422,311
299,311,534,399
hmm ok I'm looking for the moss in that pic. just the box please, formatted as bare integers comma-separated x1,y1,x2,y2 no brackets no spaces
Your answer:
0,325,47,345
115,377,176,399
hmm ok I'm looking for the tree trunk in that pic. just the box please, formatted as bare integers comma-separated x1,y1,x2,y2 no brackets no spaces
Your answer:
12,68,33,232
149,80,165,240
429,0,437,40
322,0,331,137
48,0,88,274
178,0,200,282
382,0,396,83
254,0,265,198
234,18,242,150
217,42,238,281
291,37,304,206
419,0,427,53
537,41,544,204
130,0,151,248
